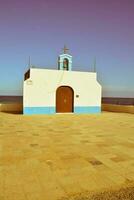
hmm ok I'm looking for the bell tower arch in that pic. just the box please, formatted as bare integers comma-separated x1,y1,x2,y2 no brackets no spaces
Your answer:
58,45,72,71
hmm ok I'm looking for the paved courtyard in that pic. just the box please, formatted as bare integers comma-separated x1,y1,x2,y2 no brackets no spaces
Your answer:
0,112,134,200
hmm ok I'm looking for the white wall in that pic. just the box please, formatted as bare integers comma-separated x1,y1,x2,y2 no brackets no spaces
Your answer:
23,68,101,108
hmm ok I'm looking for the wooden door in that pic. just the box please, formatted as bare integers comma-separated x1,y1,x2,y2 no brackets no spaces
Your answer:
56,86,74,113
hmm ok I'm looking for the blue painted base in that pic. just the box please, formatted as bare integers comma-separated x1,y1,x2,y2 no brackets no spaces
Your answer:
24,107,55,114
74,106,101,113
23,106,101,115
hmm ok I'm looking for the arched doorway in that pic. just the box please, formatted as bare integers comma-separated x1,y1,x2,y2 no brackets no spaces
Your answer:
56,86,74,113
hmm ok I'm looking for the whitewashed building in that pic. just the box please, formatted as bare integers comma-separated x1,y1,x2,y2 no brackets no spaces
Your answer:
23,47,101,114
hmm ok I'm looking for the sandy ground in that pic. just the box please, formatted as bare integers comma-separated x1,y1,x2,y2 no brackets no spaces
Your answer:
0,112,134,200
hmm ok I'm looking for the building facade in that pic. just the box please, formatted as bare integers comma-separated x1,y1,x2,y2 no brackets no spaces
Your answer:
23,48,101,114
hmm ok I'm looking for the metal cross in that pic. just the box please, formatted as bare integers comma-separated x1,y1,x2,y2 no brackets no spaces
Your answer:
63,45,69,54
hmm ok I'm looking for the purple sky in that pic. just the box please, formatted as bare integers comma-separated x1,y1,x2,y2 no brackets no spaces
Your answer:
0,0,134,97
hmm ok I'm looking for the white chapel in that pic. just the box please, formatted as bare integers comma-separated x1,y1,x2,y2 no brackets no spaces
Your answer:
23,47,101,114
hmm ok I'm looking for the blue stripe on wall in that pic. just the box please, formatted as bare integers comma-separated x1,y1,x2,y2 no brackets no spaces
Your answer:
74,106,101,113
24,107,55,114
23,106,101,114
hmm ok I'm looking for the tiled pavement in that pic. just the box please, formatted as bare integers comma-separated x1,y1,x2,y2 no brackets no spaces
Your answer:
0,112,134,200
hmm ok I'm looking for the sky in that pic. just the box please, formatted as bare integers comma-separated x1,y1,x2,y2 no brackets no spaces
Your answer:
0,0,134,97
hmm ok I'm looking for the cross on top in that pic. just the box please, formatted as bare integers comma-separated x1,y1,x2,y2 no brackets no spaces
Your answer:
63,45,69,54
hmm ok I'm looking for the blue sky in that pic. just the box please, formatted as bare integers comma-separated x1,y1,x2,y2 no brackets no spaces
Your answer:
0,0,134,97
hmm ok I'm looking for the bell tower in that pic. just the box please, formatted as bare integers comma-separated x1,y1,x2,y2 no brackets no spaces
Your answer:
58,45,72,71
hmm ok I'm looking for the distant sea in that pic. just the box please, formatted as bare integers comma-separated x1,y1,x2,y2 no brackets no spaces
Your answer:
0,96,134,105
0,96,23,103
102,97,134,105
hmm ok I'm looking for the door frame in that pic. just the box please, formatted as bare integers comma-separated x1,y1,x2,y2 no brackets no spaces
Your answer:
56,86,74,113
